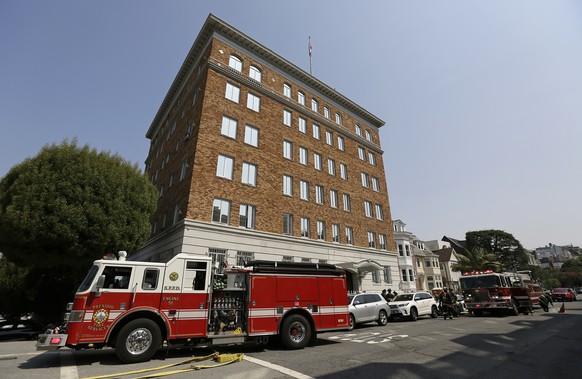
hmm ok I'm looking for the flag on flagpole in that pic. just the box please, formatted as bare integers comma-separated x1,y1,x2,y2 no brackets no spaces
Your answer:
308,36,312,57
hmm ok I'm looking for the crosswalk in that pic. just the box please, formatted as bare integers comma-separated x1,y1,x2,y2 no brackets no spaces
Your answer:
324,331,408,344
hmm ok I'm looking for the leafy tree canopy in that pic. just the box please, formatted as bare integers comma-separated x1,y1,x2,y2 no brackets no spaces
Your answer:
465,229,528,271
451,247,503,273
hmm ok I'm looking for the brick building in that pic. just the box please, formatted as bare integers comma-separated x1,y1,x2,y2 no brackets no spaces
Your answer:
132,14,398,293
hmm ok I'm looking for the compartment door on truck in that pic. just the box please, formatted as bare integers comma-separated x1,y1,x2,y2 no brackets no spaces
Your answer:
248,275,277,335
318,276,350,329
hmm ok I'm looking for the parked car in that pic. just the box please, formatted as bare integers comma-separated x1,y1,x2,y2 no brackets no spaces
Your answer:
348,293,390,329
551,288,577,302
575,287,582,295
0,320,44,341
389,291,439,321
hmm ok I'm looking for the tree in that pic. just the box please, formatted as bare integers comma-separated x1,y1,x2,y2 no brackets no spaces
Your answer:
465,230,529,271
451,247,503,273
0,256,32,320
0,140,157,322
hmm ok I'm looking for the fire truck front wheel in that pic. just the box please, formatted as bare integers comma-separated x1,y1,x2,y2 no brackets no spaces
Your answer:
115,319,161,363
281,314,312,349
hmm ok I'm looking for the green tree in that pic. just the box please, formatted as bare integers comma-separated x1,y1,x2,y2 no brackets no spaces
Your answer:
465,230,528,271
451,247,503,273
0,256,32,320
0,140,157,322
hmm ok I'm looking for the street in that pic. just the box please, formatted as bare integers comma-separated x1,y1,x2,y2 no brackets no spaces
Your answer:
1,300,581,379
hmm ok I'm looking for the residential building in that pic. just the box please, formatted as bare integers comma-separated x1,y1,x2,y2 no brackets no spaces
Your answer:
413,240,443,291
392,220,418,293
132,14,397,293
535,243,576,269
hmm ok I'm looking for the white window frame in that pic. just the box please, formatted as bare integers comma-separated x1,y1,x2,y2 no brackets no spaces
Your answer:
335,112,342,125
338,136,345,151
314,153,322,170
228,55,242,72
216,154,234,180
364,200,373,218
298,91,305,105
358,146,366,161
356,124,362,137
284,83,292,98
330,189,338,209
312,124,320,140
298,117,307,134
283,214,293,235
375,204,384,220
327,158,335,176
299,147,308,165
225,82,240,103
340,163,348,180
283,140,292,160
372,177,380,192
361,172,369,188
300,180,309,201
301,217,310,237
368,231,376,248
379,234,387,250
368,152,376,165
345,226,353,245
247,93,260,112
221,116,237,139
239,204,256,229
315,185,324,205
317,220,326,240
241,162,257,186
311,98,318,112
284,110,292,126
283,175,293,196
343,193,351,212
325,130,333,146
249,65,261,82
324,106,330,119
332,224,340,243
244,125,259,147
212,198,230,224
365,130,372,142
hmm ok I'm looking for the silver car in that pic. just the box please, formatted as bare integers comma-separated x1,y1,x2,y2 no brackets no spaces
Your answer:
348,293,390,329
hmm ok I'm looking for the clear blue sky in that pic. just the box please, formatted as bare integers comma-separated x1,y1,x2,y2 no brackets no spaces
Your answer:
1,1,581,250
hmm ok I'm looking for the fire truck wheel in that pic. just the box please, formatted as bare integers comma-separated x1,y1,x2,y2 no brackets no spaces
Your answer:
430,305,438,318
281,314,311,349
115,319,161,363
377,310,388,326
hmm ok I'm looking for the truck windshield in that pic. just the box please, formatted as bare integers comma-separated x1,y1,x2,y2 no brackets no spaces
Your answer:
78,265,99,292
460,275,501,289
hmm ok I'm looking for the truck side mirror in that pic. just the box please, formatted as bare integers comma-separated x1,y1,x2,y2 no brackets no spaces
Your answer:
94,275,106,297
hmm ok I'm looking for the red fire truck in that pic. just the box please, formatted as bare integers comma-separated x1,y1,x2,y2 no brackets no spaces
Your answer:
459,269,542,316
36,252,350,363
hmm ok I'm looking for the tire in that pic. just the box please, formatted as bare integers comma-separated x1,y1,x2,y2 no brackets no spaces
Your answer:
473,309,483,317
409,307,418,321
348,314,356,330
377,310,388,326
115,319,161,363
430,305,438,318
281,314,311,349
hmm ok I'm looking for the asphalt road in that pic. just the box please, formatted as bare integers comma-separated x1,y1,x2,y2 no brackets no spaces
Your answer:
1,299,581,379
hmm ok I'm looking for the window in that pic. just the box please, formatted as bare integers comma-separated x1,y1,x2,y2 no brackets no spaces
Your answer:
142,268,159,290
358,146,366,161
327,158,335,175
300,180,309,201
343,193,351,212
247,93,260,112
356,124,362,137
301,258,312,263
284,83,291,98
298,91,305,105
405,245,411,256
371,177,380,192
332,224,340,243
283,140,292,160
340,163,348,180
345,226,353,245
324,106,330,119
212,199,230,224
409,269,414,282
402,269,408,282
249,65,261,82
375,204,384,220
311,98,318,112
180,159,187,181
244,125,259,147
282,255,294,262
379,234,387,250
365,130,372,142
102,266,133,289
237,251,254,266
364,200,373,217
368,152,376,165
317,221,326,240
283,213,293,235
330,189,338,208
384,267,392,283
335,112,342,125
298,117,306,133
361,172,369,188
225,83,240,103
312,124,320,140
299,147,308,165
398,245,404,256
301,217,310,237
228,55,242,72
315,185,324,204
314,153,322,170
216,155,234,180
173,202,180,224
221,116,237,139
325,130,333,146
338,136,345,151
283,110,292,126
209,248,227,273
241,162,257,186
372,270,381,283
283,175,293,196
239,204,256,229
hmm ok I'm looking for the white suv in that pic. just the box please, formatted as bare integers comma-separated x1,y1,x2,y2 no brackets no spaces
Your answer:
389,291,439,321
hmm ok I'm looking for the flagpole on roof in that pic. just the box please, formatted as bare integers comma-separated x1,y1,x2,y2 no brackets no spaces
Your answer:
308,36,312,75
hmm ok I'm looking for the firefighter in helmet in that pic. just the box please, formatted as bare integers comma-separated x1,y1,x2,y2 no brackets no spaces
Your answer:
439,287,455,320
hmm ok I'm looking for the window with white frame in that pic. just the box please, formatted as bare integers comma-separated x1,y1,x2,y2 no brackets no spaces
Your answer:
324,106,330,119
228,55,242,72
383,267,392,283
283,110,292,126
180,159,187,181
244,125,258,147
405,244,411,256
209,248,227,270
355,124,362,137
330,189,338,208
379,234,387,250
241,162,257,186
315,185,324,204
402,269,408,282
340,163,348,180
364,200,373,217
247,93,260,112
409,269,414,282
236,251,254,266
249,65,261,82
338,136,345,151
300,180,309,201
375,204,384,220
212,198,230,224
173,202,181,224
358,146,366,161
301,258,312,263
221,116,237,139
325,130,333,145
335,112,342,125
311,98,318,112
239,204,256,229
283,213,293,235
314,153,322,170
283,140,292,160
332,224,340,242
225,83,240,103
282,255,294,262
301,217,310,237
343,193,351,211
371,177,380,192
298,91,305,105
365,130,372,142
283,175,292,196
345,226,353,245
398,245,404,256
299,147,308,165
284,83,291,98
216,155,234,180
312,124,320,140
317,220,326,240
372,270,381,283
361,172,369,188
298,117,306,133
368,152,376,165
327,158,335,176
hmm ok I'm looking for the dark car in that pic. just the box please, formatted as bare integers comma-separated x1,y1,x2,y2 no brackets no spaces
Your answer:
551,288,576,302
0,320,44,341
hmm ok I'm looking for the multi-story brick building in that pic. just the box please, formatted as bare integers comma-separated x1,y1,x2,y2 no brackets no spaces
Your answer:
132,14,398,293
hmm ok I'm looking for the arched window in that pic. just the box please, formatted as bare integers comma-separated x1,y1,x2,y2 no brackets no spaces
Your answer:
249,65,261,82
228,55,242,72
284,83,292,98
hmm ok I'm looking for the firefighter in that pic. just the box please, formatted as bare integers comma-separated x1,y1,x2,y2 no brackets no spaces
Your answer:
439,287,455,320
384,288,395,302
539,292,553,312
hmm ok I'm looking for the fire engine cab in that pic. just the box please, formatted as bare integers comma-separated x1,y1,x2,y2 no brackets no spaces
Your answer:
459,269,542,316
36,251,350,363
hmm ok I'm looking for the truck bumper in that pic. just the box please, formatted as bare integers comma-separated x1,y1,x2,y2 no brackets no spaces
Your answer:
36,333,68,351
